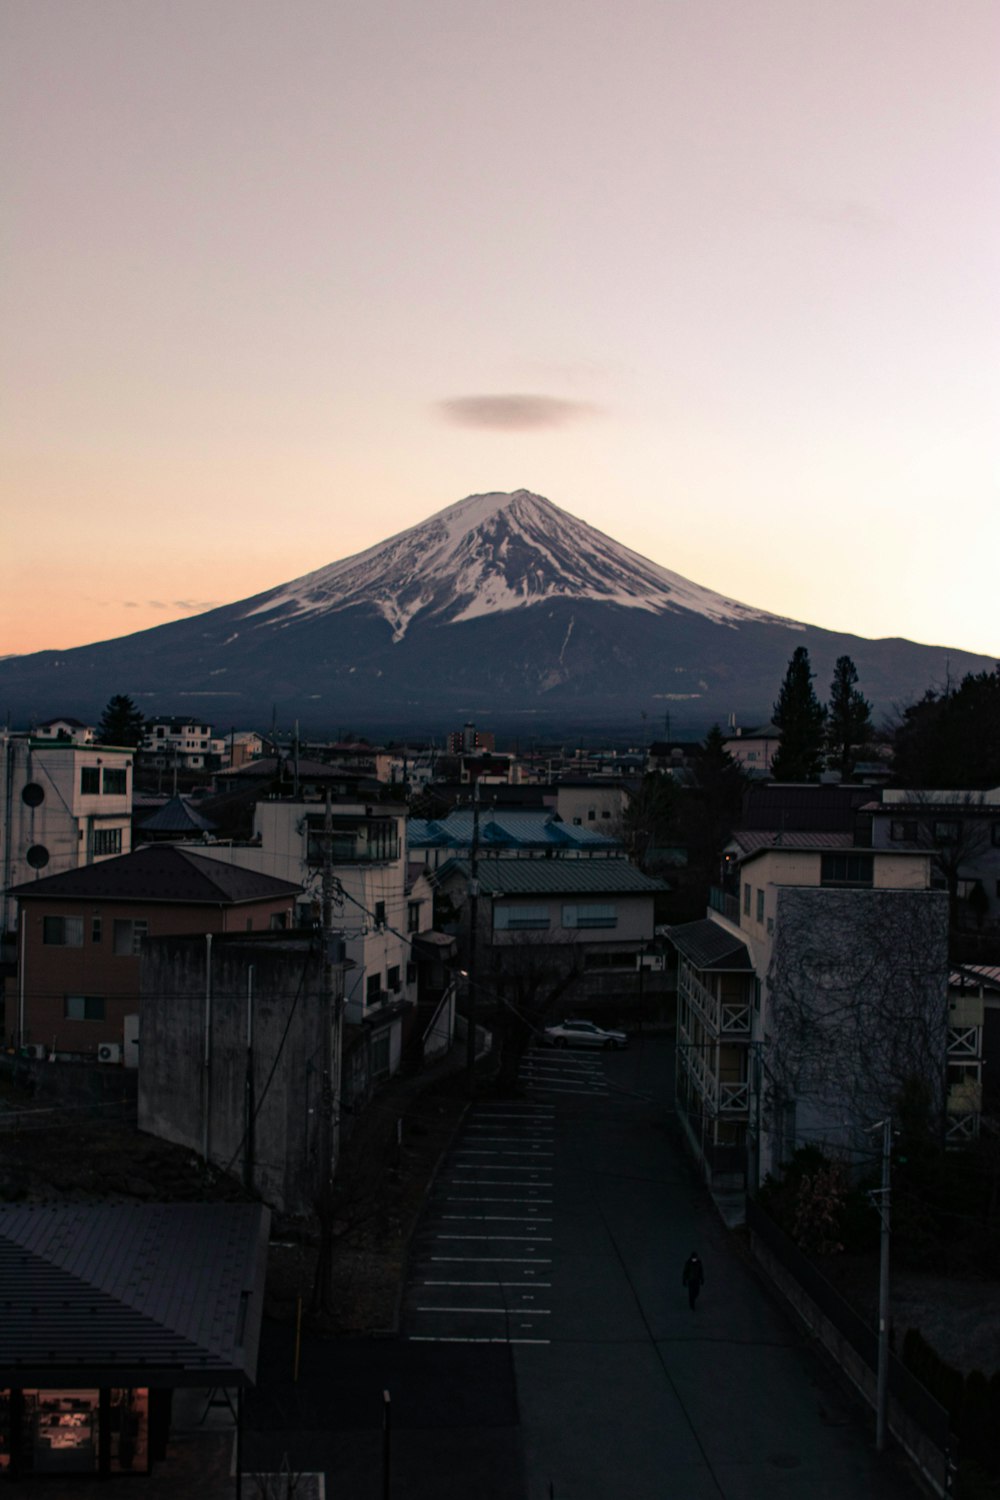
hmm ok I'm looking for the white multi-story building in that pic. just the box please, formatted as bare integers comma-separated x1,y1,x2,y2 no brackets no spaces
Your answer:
142,718,227,771
0,734,133,941
178,799,415,1078
669,841,949,1189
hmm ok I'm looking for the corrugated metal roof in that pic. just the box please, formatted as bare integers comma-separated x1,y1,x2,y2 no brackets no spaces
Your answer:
0,1204,269,1385
476,859,667,896
408,810,619,851
666,919,753,971
9,846,302,905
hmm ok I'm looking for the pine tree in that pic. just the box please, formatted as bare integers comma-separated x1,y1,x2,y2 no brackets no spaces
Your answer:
771,647,826,781
826,655,873,781
96,694,146,747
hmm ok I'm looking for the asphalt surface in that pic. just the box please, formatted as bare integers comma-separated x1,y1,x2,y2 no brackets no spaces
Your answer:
246,1036,924,1500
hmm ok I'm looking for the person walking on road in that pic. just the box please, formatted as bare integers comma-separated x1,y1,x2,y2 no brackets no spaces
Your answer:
682,1251,704,1310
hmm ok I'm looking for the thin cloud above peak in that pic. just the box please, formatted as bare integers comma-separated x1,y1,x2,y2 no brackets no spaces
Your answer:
436,394,602,431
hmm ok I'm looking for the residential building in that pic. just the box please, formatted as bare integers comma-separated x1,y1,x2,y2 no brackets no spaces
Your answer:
29,716,95,745
554,776,631,830
8,846,301,1056
723,723,780,778
447,722,495,754
175,798,418,1075
408,808,621,869
142,717,227,772
870,787,1000,933
438,856,670,1020
668,841,949,1189
0,733,133,943
946,965,1000,1141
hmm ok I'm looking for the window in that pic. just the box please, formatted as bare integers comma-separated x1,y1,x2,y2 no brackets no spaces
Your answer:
890,819,918,842
494,904,550,931
820,853,874,888
933,819,961,844
756,890,765,923
91,917,102,943
387,965,401,992
113,919,148,956
269,911,288,931
407,901,421,933
601,810,611,819
374,901,386,928
562,904,618,929
587,809,596,821
43,916,84,947
370,1028,391,1078
92,827,122,857
64,995,106,1021
103,767,127,794
572,817,582,826
80,767,100,794
743,883,751,916
366,972,383,1004
992,823,1000,848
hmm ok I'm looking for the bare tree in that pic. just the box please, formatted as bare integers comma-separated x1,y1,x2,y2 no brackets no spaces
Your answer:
763,886,950,1164
488,931,583,1088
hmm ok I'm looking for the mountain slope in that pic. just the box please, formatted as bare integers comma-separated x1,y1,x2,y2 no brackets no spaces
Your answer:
241,489,796,641
0,490,992,734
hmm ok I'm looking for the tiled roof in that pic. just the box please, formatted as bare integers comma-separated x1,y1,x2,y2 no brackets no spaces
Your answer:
475,859,667,896
0,1203,269,1386
950,965,1000,991
728,830,854,855
666,919,753,971
138,796,218,834
9,846,302,905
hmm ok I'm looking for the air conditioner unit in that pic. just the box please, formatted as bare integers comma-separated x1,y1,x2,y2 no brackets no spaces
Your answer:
20,1043,47,1060
98,1042,122,1064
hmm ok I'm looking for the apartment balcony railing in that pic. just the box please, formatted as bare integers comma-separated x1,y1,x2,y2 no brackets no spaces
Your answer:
678,964,752,1037
708,887,741,925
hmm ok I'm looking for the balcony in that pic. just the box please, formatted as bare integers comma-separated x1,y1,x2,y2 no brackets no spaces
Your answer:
306,815,400,865
708,887,740,924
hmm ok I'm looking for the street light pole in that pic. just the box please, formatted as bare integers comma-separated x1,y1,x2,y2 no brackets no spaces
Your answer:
465,781,481,1095
867,1115,892,1452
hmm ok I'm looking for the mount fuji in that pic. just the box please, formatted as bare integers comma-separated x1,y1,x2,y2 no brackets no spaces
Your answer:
1,490,991,735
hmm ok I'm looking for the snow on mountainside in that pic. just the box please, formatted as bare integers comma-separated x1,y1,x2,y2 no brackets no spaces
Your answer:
244,489,800,642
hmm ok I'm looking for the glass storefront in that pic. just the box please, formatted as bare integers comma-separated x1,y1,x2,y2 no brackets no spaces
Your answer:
2,1388,149,1478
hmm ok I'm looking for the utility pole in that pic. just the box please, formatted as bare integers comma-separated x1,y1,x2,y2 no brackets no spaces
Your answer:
243,964,255,1193
465,779,481,1095
313,789,342,1315
868,1116,893,1452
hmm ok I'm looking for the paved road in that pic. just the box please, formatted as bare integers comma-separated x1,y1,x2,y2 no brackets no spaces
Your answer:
402,1036,922,1500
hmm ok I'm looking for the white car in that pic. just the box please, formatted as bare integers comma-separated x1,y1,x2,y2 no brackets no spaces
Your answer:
543,1019,628,1050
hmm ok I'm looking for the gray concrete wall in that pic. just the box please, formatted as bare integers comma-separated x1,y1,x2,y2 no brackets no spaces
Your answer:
139,936,341,1216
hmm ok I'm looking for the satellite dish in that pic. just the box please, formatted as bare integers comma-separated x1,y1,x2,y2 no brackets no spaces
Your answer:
26,844,50,869
22,783,44,807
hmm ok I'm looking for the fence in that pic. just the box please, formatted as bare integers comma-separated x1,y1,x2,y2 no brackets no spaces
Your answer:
747,1196,954,1494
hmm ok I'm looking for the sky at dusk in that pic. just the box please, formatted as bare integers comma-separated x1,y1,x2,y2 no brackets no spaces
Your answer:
2,0,997,664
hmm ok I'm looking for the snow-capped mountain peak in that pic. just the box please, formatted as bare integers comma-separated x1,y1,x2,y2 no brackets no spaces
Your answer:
244,489,794,641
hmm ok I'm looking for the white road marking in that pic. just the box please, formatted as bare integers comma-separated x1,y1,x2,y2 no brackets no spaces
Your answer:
421,1280,552,1288
443,1206,554,1218
416,1305,552,1316
431,1256,552,1264
435,1234,552,1242
407,1336,551,1345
